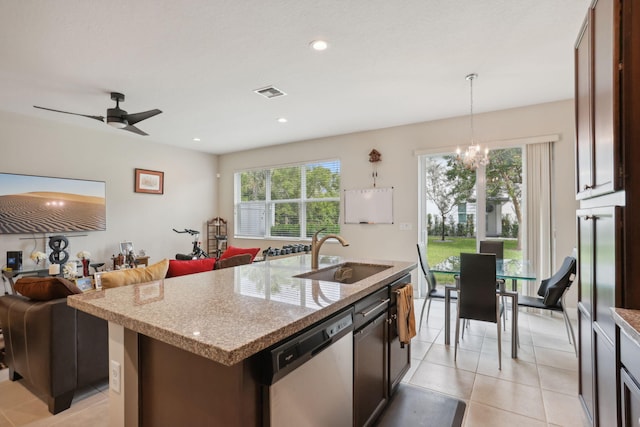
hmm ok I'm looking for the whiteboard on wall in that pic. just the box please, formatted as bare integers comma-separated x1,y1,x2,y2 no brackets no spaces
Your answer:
344,187,394,224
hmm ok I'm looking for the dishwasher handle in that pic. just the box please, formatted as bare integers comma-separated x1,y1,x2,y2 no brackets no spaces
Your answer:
359,298,390,317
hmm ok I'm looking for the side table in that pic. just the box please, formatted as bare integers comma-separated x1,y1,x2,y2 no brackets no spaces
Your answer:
112,256,150,270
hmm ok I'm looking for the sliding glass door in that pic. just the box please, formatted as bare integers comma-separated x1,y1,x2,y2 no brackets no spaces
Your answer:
418,147,524,290
482,147,523,258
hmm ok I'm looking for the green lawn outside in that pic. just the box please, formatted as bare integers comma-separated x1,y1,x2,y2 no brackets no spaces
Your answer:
424,236,522,285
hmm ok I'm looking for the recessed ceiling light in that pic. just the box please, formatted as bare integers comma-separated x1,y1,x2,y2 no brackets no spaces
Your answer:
310,40,328,51
193,137,201,142
277,118,288,123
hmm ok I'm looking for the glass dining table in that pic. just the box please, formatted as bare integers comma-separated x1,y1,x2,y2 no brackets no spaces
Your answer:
430,257,537,291
430,257,537,359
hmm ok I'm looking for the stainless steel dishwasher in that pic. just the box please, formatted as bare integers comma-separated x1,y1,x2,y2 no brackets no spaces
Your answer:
262,307,354,427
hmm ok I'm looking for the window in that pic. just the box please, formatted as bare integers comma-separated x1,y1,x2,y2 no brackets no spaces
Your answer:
235,159,341,239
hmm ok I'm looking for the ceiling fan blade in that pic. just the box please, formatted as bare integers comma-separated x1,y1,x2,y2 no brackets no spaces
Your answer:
125,109,162,125
122,125,148,136
33,105,104,122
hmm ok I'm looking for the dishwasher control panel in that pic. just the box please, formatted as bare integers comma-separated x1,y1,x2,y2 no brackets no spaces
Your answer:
325,313,353,338
263,307,354,385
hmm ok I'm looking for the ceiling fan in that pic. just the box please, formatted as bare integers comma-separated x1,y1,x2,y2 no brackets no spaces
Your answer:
34,92,162,136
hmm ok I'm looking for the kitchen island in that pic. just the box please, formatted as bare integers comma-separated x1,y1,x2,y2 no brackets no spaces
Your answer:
68,254,416,427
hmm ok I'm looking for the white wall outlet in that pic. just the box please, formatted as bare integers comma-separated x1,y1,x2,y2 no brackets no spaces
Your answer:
110,360,121,394
399,223,412,231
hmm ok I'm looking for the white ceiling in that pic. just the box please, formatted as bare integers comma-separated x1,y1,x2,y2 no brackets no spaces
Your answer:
0,0,590,154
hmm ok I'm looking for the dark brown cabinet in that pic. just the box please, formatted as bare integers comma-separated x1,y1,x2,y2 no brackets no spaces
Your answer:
621,369,640,427
575,0,621,201
575,0,640,425
577,206,622,425
352,275,411,427
388,280,411,395
594,331,617,424
591,0,619,197
354,312,388,427
575,8,593,199
620,331,640,427
577,207,621,342
579,307,595,420
353,287,389,427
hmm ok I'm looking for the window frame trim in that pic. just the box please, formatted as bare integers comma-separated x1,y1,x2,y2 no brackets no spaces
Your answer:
234,158,341,240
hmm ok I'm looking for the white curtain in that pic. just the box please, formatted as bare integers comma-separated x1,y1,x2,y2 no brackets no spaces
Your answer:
525,142,553,294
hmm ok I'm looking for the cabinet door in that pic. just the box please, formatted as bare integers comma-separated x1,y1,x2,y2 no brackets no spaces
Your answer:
575,0,622,199
578,206,621,426
621,331,640,427
592,0,621,197
595,329,617,425
578,206,621,340
354,313,388,427
576,10,593,199
593,206,621,342
577,209,595,315
621,368,640,427
388,315,410,395
579,307,595,425
388,283,411,395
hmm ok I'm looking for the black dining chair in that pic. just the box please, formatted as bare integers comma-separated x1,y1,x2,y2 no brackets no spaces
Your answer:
455,253,504,369
517,256,577,356
416,244,456,330
479,240,507,327
479,240,504,260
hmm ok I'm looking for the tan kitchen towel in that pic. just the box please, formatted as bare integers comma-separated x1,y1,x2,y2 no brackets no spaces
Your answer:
397,284,416,346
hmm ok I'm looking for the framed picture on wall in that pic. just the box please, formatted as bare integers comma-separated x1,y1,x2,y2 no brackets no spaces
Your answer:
135,168,164,194
120,241,134,255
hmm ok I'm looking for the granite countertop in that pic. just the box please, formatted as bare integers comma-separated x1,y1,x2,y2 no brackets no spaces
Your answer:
67,254,415,366
612,307,640,347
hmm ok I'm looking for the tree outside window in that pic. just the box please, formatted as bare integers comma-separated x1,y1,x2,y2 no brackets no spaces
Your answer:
424,157,475,241
445,148,522,248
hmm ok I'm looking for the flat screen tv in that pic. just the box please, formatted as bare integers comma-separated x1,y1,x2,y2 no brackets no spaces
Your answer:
0,173,106,234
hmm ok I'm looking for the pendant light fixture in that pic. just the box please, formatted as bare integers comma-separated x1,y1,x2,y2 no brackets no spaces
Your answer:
456,73,489,170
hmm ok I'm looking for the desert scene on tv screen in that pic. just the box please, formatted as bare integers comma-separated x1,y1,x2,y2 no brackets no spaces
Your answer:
0,174,106,234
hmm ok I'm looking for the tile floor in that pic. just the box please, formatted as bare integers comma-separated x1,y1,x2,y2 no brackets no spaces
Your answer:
0,299,589,426
403,300,590,427
0,368,109,427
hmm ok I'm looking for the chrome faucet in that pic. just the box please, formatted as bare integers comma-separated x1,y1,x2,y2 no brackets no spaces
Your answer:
311,228,349,269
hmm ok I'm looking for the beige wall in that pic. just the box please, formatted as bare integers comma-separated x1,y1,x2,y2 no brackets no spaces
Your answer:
218,99,579,307
0,100,579,307
0,110,218,272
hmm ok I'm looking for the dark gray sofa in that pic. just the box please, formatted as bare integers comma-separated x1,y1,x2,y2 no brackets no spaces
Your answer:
0,294,108,414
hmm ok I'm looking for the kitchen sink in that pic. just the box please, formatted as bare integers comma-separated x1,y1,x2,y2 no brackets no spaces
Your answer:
294,262,392,284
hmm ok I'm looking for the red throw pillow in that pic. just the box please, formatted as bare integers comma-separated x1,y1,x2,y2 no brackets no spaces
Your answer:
219,246,260,263
166,258,216,278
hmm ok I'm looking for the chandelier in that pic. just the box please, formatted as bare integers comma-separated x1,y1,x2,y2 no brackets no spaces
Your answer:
456,73,488,170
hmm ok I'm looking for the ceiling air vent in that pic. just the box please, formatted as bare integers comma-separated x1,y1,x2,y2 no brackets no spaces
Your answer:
254,86,287,99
